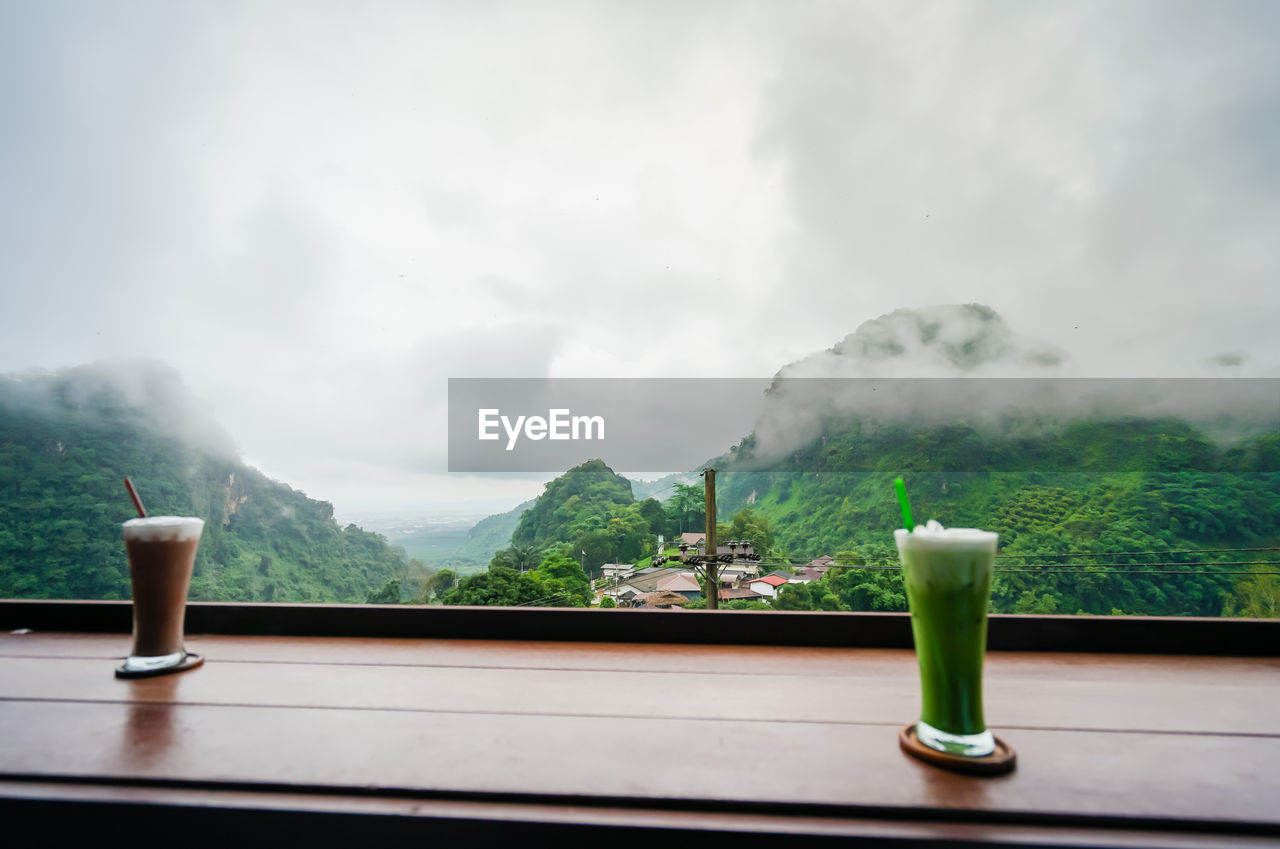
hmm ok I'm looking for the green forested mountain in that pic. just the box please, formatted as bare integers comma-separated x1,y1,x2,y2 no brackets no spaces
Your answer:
712,421,1280,616
453,498,535,565
438,305,1280,616
0,363,412,602
461,420,1278,616
510,459,672,566
442,461,703,606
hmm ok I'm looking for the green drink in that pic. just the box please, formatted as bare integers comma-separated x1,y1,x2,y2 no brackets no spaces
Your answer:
895,521,997,757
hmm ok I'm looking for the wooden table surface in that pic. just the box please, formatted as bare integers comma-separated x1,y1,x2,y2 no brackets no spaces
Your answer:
2,630,1279,846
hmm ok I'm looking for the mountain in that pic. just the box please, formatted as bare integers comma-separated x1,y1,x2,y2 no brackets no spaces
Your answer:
703,307,1280,616
748,304,1276,466
496,459,673,568
775,303,1064,378
712,420,1279,612
464,306,1280,616
451,498,536,567
352,502,535,573
630,472,700,503
0,362,412,602
439,460,680,607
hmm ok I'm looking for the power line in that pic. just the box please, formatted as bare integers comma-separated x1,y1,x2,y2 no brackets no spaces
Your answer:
758,559,1280,568
993,569,1278,575
756,546,1280,563
753,560,1280,576
513,591,571,607
995,547,1280,558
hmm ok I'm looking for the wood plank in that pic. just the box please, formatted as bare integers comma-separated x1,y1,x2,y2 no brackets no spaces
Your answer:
4,632,1278,686
6,600,1278,655
1,652,1276,735
0,631,903,675
3,781,1276,848
1,700,1278,829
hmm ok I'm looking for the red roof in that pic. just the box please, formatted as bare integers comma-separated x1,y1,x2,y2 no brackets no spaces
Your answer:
747,575,788,587
719,588,765,600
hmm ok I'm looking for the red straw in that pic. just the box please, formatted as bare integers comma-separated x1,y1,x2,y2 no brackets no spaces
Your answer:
123,477,148,519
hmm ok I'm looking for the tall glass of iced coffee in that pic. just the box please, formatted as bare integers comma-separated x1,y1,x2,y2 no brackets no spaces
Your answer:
117,516,204,678
895,520,997,757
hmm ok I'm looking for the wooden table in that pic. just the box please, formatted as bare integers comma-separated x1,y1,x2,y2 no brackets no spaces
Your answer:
2,627,1279,846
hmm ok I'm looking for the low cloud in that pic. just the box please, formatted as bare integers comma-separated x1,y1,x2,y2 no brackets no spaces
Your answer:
746,305,1278,464
1,2,1277,513
0,360,238,460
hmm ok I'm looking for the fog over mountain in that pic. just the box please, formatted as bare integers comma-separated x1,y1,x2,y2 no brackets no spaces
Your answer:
747,304,1278,465
775,304,1065,379
0,360,238,460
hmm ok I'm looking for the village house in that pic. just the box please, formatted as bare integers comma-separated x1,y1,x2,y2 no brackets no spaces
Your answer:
614,565,688,595
789,556,836,584
601,563,636,583
744,574,788,599
609,584,648,606
656,572,701,601
719,587,768,604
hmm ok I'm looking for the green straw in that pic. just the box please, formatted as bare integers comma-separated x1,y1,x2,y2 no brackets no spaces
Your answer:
894,477,914,531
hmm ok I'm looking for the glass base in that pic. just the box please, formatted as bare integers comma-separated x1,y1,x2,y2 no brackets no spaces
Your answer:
916,719,996,757
121,651,186,674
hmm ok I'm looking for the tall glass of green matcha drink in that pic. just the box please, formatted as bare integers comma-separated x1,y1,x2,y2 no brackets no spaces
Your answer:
895,520,998,757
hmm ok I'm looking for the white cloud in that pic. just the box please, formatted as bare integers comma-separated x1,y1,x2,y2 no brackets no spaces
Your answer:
2,0,1277,515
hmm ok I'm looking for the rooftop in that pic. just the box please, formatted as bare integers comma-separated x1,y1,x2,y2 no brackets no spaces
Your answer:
656,573,700,594
718,588,766,601
748,575,789,587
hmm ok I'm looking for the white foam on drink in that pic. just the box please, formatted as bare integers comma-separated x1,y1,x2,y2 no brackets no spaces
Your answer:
895,520,997,551
123,516,205,542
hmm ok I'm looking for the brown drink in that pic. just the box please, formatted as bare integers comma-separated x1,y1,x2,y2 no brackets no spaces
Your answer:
119,516,203,677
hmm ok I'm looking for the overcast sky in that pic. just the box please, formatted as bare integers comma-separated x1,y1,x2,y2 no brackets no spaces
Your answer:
2,1,1277,518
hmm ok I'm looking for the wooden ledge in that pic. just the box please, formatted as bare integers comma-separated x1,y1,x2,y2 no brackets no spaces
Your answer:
1,599,1277,655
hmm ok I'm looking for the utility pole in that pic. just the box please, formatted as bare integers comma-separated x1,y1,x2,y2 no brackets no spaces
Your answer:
703,468,718,610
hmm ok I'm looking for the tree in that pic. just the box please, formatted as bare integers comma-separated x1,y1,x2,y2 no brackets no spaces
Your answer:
668,483,704,534
1014,590,1059,614
1223,568,1280,618
722,507,775,553
440,566,543,606
724,599,772,610
832,569,906,612
536,551,591,603
365,578,402,604
773,583,814,611
633,498,669,538
497,544,541,573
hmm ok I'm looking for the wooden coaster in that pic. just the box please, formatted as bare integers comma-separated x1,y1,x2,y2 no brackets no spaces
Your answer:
899,724,1016,776
115,652,204,679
